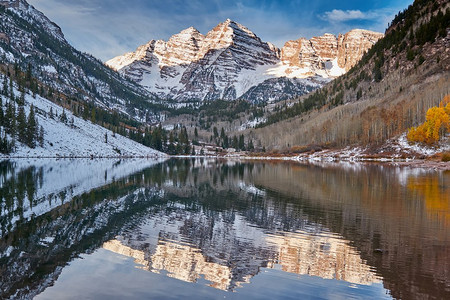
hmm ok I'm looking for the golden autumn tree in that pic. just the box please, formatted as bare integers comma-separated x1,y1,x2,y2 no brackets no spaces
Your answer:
441,94,450,115
407,95,450,145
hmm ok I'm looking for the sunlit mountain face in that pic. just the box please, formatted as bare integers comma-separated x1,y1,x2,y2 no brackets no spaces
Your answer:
1,159,449,299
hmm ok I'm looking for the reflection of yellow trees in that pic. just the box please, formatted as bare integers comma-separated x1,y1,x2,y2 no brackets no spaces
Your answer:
407,95,450,144
407,175,450,226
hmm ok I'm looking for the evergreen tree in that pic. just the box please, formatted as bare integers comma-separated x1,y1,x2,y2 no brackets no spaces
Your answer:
60,109,67,123
26,105,37,148
168,131,175,154
38,125,44,147
18,90,25,106
223,136,229,149
2,76,7,95
248,139,254,151
0,97,3,126
26,63,32,83
232,136,238,149
17,106,27,143
239,134,245,151
9,77,14,99
5,101,16,136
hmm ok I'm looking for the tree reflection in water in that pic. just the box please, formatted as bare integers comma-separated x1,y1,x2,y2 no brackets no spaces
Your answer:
0,159,449,299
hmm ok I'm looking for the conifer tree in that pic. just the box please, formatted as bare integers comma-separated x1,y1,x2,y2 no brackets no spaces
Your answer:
60,109,67,123
232,136,238,149
38,125,44,147
0,97,3,126
9,77,14,99
2,76,7,95
26,105,37,148
17,106,27,143
18,90,25,106
5,101,16,136
239,134,245,151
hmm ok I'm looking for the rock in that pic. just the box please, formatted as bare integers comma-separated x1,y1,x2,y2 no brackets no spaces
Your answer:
106,21,383,103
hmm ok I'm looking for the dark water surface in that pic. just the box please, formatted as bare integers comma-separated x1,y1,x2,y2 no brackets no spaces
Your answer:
0,158,449,299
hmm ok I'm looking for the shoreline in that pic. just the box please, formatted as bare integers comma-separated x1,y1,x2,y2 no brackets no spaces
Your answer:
1,153,448,171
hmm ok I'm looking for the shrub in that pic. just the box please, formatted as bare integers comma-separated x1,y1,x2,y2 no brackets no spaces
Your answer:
442,152,450,162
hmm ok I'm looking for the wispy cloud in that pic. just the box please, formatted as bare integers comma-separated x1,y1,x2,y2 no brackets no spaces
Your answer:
322,9,367,22
319,7,401,34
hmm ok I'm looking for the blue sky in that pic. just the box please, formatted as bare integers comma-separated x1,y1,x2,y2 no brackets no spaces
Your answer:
28,0,413,61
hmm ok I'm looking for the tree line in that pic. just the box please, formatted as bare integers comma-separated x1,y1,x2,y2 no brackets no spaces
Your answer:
0,72,43,154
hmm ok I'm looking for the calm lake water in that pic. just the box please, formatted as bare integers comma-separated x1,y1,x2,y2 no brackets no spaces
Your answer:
0,158,449,299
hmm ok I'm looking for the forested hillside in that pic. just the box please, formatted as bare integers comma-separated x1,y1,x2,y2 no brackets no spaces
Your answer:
249,0,449,151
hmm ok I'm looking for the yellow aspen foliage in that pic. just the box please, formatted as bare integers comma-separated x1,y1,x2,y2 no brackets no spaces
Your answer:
440,94,450,108
441,96,450,116
407,95,450,145
407,124,427,143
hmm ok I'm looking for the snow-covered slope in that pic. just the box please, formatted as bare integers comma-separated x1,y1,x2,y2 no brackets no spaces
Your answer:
107,20,383,103
0,0,158,120
0,85,166,158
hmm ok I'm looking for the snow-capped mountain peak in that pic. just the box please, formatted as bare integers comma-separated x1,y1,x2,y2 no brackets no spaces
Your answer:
106,20,382,103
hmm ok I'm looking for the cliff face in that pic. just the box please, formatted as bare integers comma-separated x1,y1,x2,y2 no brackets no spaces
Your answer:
280,30,385,76
106,21,383,103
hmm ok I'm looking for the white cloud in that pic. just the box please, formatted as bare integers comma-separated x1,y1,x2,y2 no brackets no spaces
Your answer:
322,9,366,22
319,7,401,34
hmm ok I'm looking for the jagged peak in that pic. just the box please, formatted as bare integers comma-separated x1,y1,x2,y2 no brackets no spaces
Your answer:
1,0,66,41
214,18,257,37
178,26,202,36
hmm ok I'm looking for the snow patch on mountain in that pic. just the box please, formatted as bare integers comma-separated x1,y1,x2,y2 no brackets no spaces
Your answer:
106,20,383,102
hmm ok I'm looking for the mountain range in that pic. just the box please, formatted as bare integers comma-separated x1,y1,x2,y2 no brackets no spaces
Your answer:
106,19,383,103
0,0,159,121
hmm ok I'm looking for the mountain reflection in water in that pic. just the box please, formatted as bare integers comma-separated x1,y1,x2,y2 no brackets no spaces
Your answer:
1,159,449,299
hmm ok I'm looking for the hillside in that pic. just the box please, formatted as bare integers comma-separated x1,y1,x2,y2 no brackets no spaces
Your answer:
0,0,161,121
0,74,165,158
248,0,450,153
107,20,382,103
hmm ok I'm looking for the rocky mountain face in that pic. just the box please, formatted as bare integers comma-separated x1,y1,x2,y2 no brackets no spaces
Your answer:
251,0,450,150
0,0,158,120
107,21,383,103
280,30,384,77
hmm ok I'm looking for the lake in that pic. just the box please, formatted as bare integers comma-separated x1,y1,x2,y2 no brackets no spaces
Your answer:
1,158,449,299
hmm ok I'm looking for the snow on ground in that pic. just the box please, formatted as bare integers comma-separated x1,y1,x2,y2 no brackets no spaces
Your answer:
394,134,450,156
0,158,166,235
0,87,166,158
239,117,266,130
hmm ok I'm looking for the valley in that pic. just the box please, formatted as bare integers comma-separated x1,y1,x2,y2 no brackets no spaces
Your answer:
0,0,449,163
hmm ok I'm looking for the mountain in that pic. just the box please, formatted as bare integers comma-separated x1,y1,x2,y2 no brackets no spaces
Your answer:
250,0,450,152
0,73,165,158
0,0,159,121
280,29,384,77
107,20,383,103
